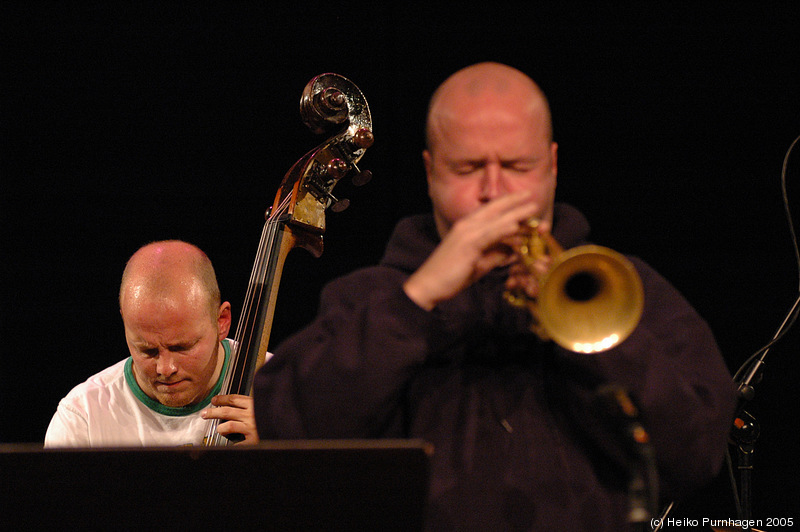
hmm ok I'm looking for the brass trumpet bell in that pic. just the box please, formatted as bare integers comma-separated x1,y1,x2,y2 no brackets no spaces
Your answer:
504,219,644,354
537,245,644,353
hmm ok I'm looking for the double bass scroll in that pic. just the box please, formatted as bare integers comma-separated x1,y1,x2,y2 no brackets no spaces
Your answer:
204,73,374,446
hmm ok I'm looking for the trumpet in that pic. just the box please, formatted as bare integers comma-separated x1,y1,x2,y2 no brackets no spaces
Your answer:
504,219,644,353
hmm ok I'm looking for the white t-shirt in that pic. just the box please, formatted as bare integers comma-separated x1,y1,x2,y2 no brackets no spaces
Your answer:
44,339,232,447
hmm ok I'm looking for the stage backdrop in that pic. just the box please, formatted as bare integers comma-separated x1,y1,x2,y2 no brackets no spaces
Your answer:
3,2,799,522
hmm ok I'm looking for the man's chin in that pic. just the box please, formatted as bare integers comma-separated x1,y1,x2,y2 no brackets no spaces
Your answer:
155,390,197,408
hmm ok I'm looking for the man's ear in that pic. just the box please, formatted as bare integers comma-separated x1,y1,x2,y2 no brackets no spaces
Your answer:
423,149,434,193
217,301,232,340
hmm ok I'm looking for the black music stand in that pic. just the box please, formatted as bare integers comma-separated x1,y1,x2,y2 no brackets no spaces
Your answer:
0,439,432,531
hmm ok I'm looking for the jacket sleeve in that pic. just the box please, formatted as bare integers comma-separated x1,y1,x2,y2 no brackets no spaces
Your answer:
552,257,737,499
253,266,435,439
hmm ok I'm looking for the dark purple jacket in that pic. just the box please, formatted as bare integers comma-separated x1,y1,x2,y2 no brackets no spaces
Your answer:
254,204,737,531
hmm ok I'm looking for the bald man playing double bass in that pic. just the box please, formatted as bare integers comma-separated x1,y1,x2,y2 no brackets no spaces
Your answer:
45,240,258,447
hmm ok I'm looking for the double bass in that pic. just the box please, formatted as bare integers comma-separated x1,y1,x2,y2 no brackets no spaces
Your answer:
205,74,374,445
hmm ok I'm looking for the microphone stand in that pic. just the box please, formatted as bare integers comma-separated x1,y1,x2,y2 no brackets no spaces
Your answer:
730,292,800,520
730,134,800,521
652,293,800,530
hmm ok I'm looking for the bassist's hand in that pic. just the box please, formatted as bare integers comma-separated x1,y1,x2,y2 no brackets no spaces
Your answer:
202,394,259,444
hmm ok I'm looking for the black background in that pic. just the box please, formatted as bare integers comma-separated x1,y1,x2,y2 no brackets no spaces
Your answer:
3,2,799,522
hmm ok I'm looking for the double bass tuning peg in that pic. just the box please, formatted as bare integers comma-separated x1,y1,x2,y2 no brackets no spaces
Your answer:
326,158,349,180
323,167,371,212
327,193,350,213
349,129,374,186
325,158,373,187
351,166,372,186
351,128,374,150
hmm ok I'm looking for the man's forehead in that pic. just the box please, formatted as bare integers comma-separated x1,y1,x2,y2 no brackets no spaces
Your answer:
129,334,201,347
122,276,207,309
125,319,205,344
431,113,549,155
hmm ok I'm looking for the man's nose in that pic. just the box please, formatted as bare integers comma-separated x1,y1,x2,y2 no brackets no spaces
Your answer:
156,351,178,376
479,162,505,201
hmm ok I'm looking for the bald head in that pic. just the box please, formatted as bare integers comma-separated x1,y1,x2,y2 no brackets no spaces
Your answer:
426,62,553,150
119,240,221,320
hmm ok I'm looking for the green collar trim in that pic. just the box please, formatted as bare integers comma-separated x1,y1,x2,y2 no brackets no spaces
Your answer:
124,339,231,417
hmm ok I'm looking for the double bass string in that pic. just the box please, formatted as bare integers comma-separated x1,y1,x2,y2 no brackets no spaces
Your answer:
204,194,292,444
229,193,293,393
